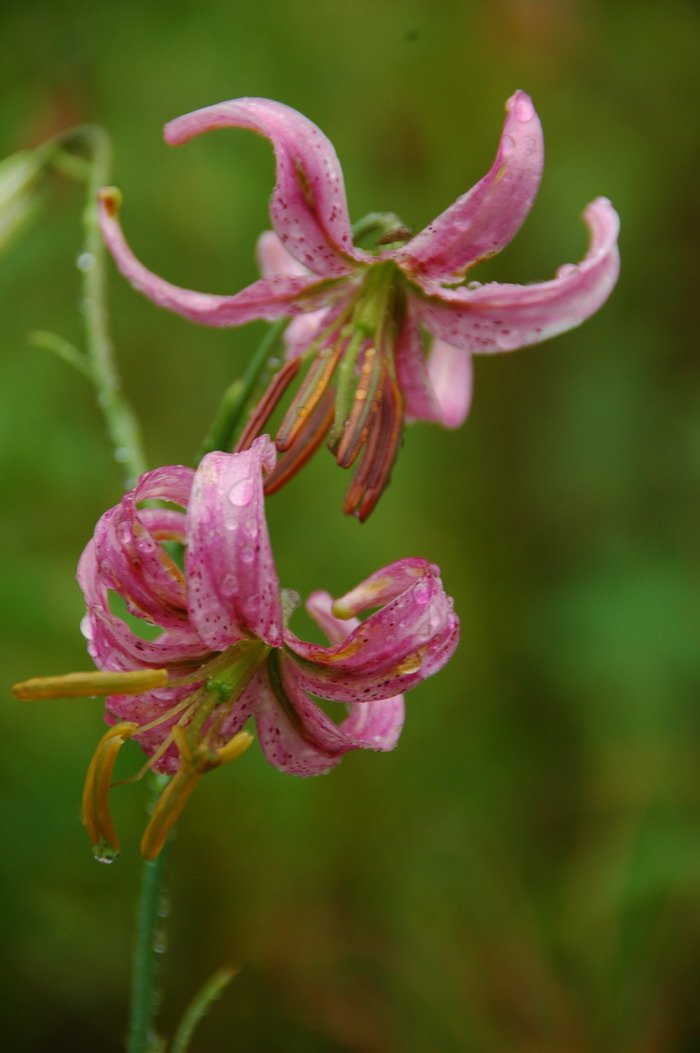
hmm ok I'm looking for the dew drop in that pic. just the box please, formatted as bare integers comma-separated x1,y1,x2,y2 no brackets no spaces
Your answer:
501,133,516,155
92,841,119,864
495,329,521,351
413,579,430,607
466,280,482,291
557,263,579,279
114,446,130,463
222,574,237,596
228,478,254,507
152,928,168,954
76,252,95,272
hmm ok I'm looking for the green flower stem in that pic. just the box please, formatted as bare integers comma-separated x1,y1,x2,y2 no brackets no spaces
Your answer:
127,773,171,1053
197,317,288,463
169,966,237,1053
77,126,147,488
34,126,147,488
29,330,96,381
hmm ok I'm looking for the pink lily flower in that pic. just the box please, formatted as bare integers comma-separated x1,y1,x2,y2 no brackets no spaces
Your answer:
99,93,620,519
13,437,458,858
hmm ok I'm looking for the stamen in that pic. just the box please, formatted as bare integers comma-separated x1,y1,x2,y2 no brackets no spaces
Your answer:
82,721,138,863
263,392,335,495
335,344,387,469
328,327,367,450
12,667,169,701
140,727,253,860
344,374,404,521
234,356,301,453
276,343,343,451
111,695,203,785
214,730,254,766
141,770,201,860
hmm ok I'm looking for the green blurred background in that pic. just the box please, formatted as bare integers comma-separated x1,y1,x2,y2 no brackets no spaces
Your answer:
2,0,698,1049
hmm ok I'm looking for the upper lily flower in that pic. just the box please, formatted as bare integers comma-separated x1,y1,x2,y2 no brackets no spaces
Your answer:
99,93,620,519
14,437,459,859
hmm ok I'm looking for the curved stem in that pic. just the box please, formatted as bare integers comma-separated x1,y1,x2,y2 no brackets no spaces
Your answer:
170,966,237,1053
78,126,147,488
127,773,171,1053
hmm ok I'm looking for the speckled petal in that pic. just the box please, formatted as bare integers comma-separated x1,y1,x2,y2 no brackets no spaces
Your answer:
286,560,460,702
186,439,283,650
410,197,620,353
83,463,197,635
256,230,333,359
165,98,363,276
394,313,472,428
396,91,543,281
99,193,343,327
77,540,208,671
253,652,404,776
306,590,405,746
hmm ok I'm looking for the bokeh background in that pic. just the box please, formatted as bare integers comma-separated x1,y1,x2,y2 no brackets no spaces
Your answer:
2,0,698,1050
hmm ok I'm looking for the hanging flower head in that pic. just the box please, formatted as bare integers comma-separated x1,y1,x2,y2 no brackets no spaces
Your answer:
13,438,459,860
99,93,619,518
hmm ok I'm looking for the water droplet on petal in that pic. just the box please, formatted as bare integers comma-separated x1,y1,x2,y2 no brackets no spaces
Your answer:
557,263,579,279
228,478,254,507
466,280,482,291
495,329,521,351
243,518,259,540
413,579,430,607
501,133,516,155
222,574,237,596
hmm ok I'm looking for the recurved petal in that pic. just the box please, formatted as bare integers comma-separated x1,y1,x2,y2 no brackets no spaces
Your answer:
253,655,404,776
394,313,473,428
99,191,344,327
426,339,473,428
93,504,190,632
256,230,308,279
165,98,362,277
186,440,283,650
256,230,332,359
286,561,460,703
91,463,195,631
78,540,207,669
306,590,406,746
411,197,620,353
396,91,543,281
131,463,195,507
331,558,435,618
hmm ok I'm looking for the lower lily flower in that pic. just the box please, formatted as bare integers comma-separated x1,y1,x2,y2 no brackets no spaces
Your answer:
99,93,620,518
13,437,459,860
